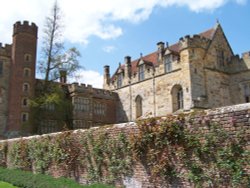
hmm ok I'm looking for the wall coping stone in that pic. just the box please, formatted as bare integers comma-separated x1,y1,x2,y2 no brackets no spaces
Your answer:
1,103,250,144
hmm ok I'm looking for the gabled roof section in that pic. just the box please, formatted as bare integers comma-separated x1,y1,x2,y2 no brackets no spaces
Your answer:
199,27,216,39
111,24,218,81
203,22,234,59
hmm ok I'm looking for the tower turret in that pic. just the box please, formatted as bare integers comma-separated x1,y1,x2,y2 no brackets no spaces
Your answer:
7,21,38,135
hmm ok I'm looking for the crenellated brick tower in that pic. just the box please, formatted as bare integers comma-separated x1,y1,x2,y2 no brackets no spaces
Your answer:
7,21,38,135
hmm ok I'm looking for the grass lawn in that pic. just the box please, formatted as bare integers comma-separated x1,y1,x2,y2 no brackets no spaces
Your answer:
0,181,18,188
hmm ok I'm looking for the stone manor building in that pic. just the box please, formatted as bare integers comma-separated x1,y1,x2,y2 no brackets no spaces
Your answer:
103,22,250,122
0,20,249,138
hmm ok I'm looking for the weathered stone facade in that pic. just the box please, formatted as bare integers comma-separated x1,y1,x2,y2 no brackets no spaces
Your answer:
104,22,250,122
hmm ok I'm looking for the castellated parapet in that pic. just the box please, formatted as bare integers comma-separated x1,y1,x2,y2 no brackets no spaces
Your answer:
68,82,117,99
242,51,250,59
68,82,93,93
13,21,38,37
0,44,11,56
179,34,210,50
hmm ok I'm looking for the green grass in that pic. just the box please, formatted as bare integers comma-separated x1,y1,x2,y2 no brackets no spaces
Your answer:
0,181,18,188
0,167,114,188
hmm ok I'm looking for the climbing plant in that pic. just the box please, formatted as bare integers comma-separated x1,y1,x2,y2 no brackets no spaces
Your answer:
1,112,249,187
131,115,250,187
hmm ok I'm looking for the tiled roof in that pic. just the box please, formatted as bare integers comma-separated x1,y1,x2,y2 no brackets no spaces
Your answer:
199,28,216,39
111,26,216,81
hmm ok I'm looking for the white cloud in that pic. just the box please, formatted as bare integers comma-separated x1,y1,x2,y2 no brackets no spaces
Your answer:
235,0,247,5
69,69,103,89
0,0,246,45
103,45,116,53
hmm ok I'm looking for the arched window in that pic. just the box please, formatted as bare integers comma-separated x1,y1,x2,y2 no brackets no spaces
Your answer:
171,85,184,112
243,84,250,103
23,83,30,92
22,98,28,107
23,68,31,77
21,113,29,122
24,54,32,62
135,95,143,118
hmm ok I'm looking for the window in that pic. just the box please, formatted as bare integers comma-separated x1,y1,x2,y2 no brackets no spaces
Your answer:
217,49,224,67
74,97,90,112
40,120,57,134
138,65,144,81
0,61,3,76
164,55,172,73
177,88,184,110
23,68,31,77
117,73,123,88
94,102,106,116
21,113,29,122
43,103,55,111
244,84,250,103
22,98,28,107
135,95,143,118
73,120,91,129
23,83,30,92
24,54,32,62
172,85,184,112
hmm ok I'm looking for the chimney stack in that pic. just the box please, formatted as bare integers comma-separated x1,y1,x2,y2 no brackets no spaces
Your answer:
103,65,110,88
157,41,165,62
59,69,67,84
124,56,132,79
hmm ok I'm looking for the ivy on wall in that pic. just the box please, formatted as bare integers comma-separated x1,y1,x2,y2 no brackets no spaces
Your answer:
132,115,249,187
0,113,249,187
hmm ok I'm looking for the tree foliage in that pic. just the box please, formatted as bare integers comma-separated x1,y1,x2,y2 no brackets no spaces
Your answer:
38,1,81,83
29,1,81,134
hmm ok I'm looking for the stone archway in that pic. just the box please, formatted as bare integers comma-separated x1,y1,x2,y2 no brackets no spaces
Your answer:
135,95,143,118
171,84,183,112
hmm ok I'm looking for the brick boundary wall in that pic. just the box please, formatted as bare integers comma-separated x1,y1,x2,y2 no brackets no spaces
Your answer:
0,103,249,187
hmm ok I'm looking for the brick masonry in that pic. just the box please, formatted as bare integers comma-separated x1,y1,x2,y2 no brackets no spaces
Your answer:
0,103,249,187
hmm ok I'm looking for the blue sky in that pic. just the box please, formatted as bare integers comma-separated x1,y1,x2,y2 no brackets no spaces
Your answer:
0,0,249,88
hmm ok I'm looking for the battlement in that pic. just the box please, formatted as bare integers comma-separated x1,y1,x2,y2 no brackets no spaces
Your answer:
0,43,11,49
179,34,210,50
13,20,38,37
179,34,210,43
69,82,93,93
68,82,116,98
242,51,250,59
93,88,116,97
0,43,12,55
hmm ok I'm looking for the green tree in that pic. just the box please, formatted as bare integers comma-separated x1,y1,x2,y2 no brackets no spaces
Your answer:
29,1,80,134
30,84,73,134
39,1,81,84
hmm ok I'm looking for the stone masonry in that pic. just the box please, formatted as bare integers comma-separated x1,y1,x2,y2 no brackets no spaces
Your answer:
104,22,250,123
